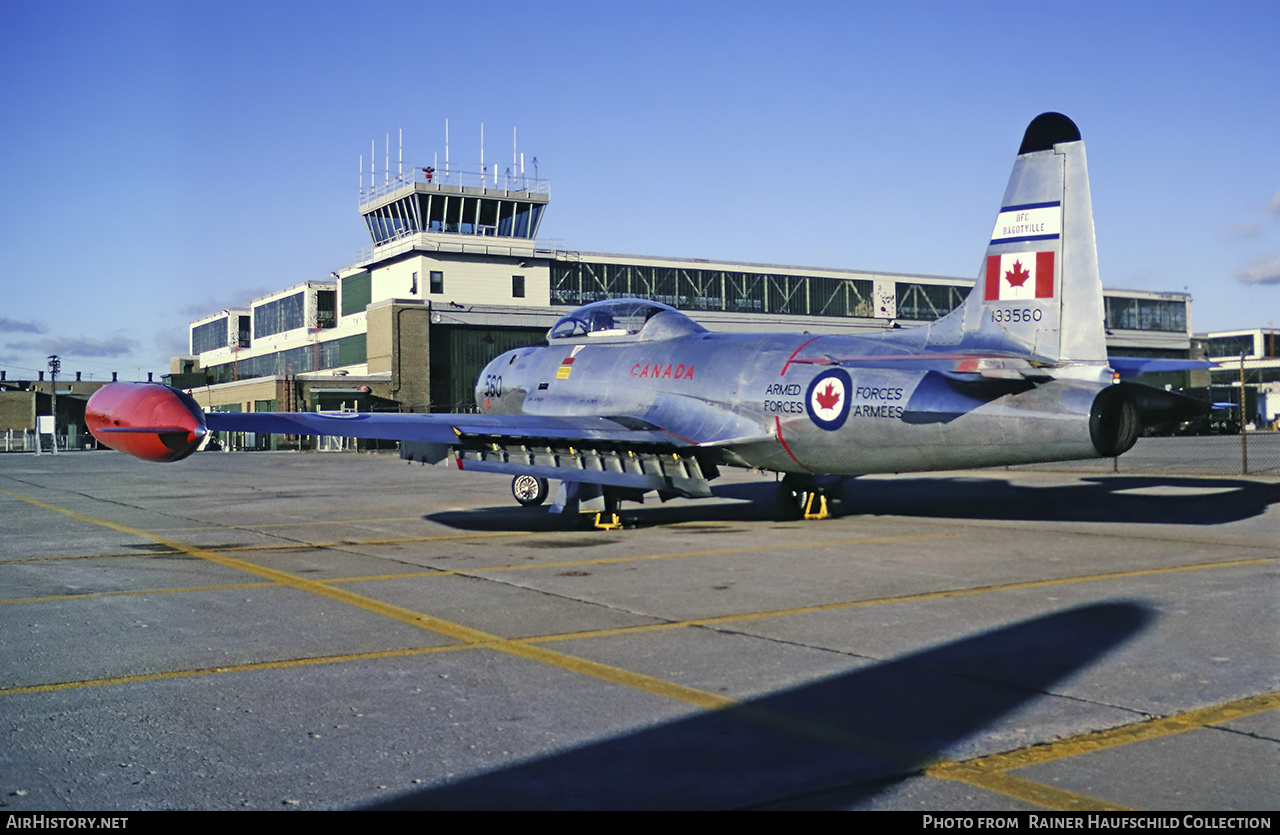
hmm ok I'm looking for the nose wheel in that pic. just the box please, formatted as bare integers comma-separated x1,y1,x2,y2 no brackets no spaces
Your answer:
512,475,550,506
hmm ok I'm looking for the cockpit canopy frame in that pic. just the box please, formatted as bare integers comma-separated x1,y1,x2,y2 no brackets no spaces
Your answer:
547,299,706,343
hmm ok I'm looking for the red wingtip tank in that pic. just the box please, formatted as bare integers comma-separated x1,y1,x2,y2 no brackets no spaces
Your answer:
86,383,208,463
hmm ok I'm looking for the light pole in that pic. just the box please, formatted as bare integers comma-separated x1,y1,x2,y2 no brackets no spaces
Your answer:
1239,352,1248,475
47,355,60,455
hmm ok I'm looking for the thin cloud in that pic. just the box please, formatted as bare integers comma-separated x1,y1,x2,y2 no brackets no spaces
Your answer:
1235,253,1280,285
178,287,273,318
153,329,189,357
0,318,47,334
1221,222,1262,241
10,335,141,358
1268,190,1280,216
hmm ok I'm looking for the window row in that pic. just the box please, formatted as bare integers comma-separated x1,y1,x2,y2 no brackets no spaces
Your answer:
1104,297,1188,334
192,315,252,355
551,263,875,318
1204,334,1257,359
364,194,546,245
253,293,305,338
202,334,368,384
895,283,966,322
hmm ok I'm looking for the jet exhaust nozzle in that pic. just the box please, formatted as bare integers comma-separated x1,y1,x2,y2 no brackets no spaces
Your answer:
1089,386,1141,457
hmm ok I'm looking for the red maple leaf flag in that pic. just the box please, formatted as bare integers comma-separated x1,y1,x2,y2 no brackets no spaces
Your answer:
1005,260,1031,287
815,381,841,412
984,251,1055,301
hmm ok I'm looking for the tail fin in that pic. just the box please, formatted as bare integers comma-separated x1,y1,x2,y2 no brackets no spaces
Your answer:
929,112,1107,366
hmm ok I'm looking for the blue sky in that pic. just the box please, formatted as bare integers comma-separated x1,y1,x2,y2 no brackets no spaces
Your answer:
1,0,1276,380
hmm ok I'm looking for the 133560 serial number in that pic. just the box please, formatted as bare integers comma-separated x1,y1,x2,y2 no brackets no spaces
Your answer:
990,308,1043,324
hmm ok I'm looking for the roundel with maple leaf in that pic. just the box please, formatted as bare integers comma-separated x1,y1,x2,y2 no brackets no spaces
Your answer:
805,368,852,431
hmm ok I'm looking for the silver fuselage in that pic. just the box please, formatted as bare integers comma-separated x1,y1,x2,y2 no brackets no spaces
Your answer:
477,328,1106,477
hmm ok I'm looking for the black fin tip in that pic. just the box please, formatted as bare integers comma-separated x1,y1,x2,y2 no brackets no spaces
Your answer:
1018,112,1081,154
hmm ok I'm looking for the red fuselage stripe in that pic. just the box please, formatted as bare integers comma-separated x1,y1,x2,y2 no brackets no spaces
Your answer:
775,415,811,472
780,336,823,376
788,352,1020,363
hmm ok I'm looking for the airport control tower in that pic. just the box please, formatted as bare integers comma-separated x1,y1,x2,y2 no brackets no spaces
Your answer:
340,133,555,413
357,148,549,258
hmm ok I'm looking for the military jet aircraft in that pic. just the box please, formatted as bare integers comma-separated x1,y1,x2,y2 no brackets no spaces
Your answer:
86,113,1206,527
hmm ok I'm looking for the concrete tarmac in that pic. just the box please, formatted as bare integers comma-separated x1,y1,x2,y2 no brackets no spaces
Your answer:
1,450,1276,811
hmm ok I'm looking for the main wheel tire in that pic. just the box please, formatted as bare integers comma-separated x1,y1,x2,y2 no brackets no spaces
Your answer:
512,475,549,507
775,479,808,520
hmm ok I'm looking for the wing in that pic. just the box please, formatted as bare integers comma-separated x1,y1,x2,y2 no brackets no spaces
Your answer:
209,409,715,497
87,383,716,498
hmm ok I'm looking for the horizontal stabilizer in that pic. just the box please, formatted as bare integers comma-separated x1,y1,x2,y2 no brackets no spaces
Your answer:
1108,357,1216,379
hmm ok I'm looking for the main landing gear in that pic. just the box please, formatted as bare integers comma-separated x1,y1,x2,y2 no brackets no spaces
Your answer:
511,475,549,507
541,480,626,530
776,474,837,520
566,483,624,530
581,499,623,531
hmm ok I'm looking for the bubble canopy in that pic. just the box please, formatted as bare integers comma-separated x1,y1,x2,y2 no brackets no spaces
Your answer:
547,299,705,342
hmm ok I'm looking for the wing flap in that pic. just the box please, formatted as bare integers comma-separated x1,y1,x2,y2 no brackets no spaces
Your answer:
448,439,715,499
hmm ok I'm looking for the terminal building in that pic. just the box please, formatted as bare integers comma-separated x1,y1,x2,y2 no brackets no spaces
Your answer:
1198,328,1280,427
166,148,1203,447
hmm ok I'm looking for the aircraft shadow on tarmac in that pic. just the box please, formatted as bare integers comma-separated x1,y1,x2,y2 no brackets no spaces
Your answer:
425,475,1279,530
363,601,1154,810
832,475,1280,527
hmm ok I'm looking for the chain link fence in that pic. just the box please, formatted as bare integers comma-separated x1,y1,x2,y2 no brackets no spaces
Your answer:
1,430,98,453
1016,431,1280,476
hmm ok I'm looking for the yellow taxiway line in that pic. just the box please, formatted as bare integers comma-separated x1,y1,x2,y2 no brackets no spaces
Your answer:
927,690,1280,810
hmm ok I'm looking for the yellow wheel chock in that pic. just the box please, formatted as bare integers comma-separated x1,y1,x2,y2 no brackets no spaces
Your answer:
803,492,829,521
